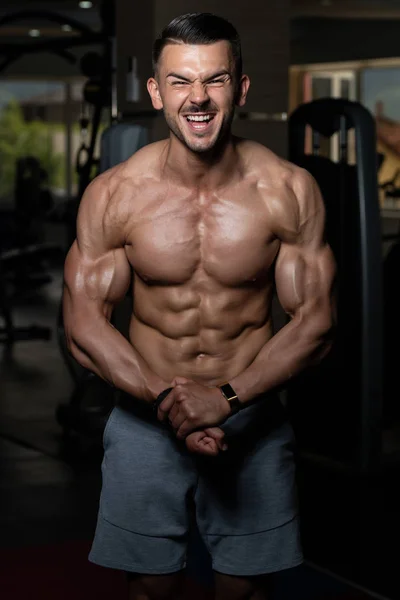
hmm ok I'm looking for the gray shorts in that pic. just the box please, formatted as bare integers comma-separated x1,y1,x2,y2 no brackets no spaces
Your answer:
89,393,303,576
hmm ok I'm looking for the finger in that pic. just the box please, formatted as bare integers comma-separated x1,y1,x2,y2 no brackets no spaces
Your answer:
170,410,186,431
174,386,189,403
202,436,218,446
185,431,204,450
157,390,176,421
204,427,225,440
171,376,190,386
185,432,208,453
176,419,196,440
187,436,219,456
197,439,219,456
167,403,180,424
204,427,228,451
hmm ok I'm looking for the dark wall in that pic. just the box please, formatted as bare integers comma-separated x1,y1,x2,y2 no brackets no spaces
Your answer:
291,18,400,65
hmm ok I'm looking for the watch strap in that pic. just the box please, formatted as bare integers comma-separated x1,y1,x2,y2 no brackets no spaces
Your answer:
153,387,173,412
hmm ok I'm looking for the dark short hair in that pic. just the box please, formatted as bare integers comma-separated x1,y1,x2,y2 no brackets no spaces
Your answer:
152,13,242,80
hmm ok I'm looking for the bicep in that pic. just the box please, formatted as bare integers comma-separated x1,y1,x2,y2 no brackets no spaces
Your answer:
64,241,131,321
275,242,336,323
63,179,131,325
275,168,336,322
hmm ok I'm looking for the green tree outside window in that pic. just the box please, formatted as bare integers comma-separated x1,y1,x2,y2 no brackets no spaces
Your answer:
0,100,65,197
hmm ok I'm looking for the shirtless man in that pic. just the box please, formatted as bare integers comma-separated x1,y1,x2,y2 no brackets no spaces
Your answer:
63,12,336,600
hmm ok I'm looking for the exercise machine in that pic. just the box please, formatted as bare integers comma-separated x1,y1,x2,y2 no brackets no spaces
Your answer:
54,0,149,443
286,97,392,589
287,97,383,473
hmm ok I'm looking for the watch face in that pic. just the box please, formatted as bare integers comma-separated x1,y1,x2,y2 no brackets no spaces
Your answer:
221,383,236,401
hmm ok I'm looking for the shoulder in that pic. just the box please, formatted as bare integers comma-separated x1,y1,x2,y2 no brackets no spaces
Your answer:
239,138,316,195
238,140,324,239
93,139,166,196
80,140,167,218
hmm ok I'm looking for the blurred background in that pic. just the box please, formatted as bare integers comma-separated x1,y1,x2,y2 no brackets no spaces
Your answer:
0,1,399,599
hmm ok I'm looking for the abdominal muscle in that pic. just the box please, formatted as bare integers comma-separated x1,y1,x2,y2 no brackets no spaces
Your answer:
128,279,275,386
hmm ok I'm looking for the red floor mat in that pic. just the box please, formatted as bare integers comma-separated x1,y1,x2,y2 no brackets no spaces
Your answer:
0,540,372,600
0,540,212,600
0,541,126,600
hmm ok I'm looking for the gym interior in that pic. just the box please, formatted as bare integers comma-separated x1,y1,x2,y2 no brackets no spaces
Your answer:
0,1,399,599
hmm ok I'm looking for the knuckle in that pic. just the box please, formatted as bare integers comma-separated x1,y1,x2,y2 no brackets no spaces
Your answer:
187,409,196,420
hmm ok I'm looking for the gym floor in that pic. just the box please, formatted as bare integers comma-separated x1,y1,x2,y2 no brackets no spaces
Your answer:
0,268,100,547
0,262,398,600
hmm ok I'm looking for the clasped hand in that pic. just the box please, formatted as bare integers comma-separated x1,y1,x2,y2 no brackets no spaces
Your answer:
156,377,231,455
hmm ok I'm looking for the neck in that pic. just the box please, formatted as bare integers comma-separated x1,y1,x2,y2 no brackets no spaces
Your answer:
163,133,240,189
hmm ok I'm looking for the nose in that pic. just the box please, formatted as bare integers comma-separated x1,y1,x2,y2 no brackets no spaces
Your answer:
189,81,209,105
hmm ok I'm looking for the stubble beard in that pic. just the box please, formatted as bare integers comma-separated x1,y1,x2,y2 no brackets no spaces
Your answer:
164,107,235,155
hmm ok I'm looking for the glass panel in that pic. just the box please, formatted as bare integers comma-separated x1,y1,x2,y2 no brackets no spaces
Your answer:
361,67,400,210
0,80,72,250
0,80,66,205
311,76,332,99
340,78,351,99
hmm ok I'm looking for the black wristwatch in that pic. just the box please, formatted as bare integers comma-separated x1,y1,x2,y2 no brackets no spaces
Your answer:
218,383,242,415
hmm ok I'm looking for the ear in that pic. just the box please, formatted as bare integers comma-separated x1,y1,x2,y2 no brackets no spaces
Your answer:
147,77,163,110
236,74,250,107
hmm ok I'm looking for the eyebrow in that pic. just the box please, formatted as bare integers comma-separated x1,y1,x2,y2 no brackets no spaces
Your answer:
166,70,231,82
166,72,191,81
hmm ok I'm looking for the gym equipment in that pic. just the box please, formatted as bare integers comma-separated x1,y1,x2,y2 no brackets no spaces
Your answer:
380,168,400,199
382,240,400,426
55,123,149,442
0,2,122,447
286,98,383,473
1,157,54,252
0,159,61,344
14,156,54,243
0,9,107,74
0,3,116,234
83,77,112,108
0,5,116,297
0,157,63,299
80,51,103,79
0,246,52,346
50,2,124,445
100,123,149,172
73,53,115,226
75,116,92,177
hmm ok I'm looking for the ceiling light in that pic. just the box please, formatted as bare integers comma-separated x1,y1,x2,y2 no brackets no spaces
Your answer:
79,1,93,8
29,29,41,37
61,24,73,32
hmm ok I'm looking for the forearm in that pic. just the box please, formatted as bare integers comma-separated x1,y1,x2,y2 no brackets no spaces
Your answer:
230,316,333,404
67,315,168,403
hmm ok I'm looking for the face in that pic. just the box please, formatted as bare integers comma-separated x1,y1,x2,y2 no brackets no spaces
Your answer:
147,41,250,154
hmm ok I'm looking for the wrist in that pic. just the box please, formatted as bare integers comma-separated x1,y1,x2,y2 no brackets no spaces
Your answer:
144,373,170,403
217,382,243,415
153,387,173,412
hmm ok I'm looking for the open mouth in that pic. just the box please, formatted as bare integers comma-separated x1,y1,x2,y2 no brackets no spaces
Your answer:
183,113,216,133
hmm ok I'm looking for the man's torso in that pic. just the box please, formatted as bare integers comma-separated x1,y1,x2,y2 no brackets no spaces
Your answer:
103,138,299,386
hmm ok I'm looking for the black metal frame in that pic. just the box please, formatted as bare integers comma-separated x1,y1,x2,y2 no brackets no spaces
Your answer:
0,10,106,74
289,98,383,473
